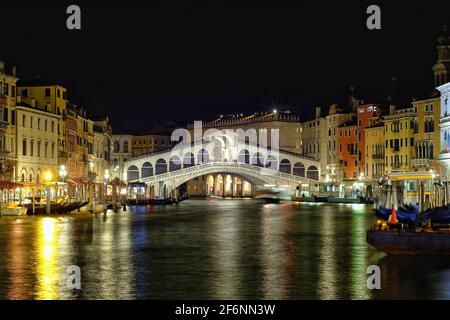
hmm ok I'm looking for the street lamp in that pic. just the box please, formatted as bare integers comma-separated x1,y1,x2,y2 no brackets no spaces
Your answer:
43,169,54,214
58,164,67,203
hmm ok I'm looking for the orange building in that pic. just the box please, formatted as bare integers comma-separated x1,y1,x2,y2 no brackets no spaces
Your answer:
356,104,383,178
338,121,358,180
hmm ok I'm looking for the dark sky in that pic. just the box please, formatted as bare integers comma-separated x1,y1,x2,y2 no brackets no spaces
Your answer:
1,1,450,132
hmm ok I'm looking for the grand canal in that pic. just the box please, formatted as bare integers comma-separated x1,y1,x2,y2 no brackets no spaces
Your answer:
0,199,450,300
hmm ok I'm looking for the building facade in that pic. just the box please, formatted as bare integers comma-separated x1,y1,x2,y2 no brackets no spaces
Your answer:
111,134,133,181
14,104,60,182
438,81,450,181
384,107,415,174
338,121,358,180
364,124,385,181
411,97,440,173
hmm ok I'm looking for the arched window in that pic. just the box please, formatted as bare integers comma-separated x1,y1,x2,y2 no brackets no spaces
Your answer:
307,166,319,181
141,162,153,178
252,152,264,167
183,152,195,168
169,156,182,171
123,140,129,153
279,159,291,174
293,162,305,176
197,149,209,164
127,165,139,182
265,155,278,170
113,141,120,153
155,159,167,175
238,149,250,164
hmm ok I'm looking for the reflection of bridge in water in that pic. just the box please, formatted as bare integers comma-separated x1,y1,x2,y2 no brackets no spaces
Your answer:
124,140,320,199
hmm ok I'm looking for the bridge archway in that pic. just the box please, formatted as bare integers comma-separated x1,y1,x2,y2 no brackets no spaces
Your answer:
183,152,195,168
307,165,319,181
155,159,167,175
169,156,182,171
252,152,264,167
141,162,153,178
293,162,305,177
197,149,209,164
279,159,291,174
127,165,139,182
266,155,278,170
238,149,250,164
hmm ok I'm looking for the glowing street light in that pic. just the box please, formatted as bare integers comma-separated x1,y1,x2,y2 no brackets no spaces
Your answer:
104,169,110,181
59,164,67,179
43,170,54,183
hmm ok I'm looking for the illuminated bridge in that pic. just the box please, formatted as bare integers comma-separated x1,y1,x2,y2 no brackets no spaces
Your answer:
124,139,320,199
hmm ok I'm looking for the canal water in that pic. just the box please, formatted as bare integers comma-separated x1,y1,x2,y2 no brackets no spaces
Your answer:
0,199,450,300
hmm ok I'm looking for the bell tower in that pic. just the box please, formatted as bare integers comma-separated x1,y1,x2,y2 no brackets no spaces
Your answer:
433,26,450,87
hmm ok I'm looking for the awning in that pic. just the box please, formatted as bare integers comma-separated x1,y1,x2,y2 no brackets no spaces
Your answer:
0,181,24,190
66,178,89,186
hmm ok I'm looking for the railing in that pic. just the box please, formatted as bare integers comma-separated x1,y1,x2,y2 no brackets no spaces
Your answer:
131,161,317,185
411,158,431,167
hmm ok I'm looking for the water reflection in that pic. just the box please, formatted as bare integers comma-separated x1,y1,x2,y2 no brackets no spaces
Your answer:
1,200,450,299
36,218,59,300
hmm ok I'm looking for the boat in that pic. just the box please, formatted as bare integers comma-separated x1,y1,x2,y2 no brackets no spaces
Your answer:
422,205,450,225
0,204,28,216
376,205,419,225
24,201,88,215
207,195,223,200
149,198,174,205
367,229,450,255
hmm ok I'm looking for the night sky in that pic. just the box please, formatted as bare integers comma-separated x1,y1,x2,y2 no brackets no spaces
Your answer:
1,1,450,132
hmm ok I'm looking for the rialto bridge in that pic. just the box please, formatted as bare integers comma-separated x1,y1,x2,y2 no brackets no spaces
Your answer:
123,139,320,199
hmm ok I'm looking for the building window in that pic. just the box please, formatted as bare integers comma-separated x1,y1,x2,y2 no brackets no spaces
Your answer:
30,140,34,157
52,143,55,158
38,141,41,157
3,107,7,122
51,121,54,132
11,110,15,125
22,139,27,156
30,116,33,129
45,88,51,97
38,118,40,130
57,89,61,98
45,120,48,131
22,115,26,127
123,141,129,153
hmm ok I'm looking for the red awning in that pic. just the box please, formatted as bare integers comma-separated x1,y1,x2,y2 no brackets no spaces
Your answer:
0,181,24,190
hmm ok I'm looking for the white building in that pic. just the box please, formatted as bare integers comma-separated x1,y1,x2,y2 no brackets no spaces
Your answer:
14,103,60,182
438,81,450,182
111,134,133,181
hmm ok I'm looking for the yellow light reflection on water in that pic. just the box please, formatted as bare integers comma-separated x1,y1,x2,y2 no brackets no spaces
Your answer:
36,218,59,300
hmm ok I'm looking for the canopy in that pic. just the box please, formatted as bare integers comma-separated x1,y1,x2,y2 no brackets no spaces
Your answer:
0,181,24,190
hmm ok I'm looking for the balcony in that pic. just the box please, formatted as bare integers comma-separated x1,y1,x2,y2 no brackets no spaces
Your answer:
411,158,431,167
371,154,385,160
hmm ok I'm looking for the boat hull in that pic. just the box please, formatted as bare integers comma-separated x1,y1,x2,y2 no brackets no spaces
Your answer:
367,230,450,255
376,207,418,224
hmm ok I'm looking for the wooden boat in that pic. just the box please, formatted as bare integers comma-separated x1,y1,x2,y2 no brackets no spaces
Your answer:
367,229,450,255
0,204,28,216
25,201,89,215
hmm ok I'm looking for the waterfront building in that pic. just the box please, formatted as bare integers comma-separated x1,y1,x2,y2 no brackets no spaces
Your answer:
438,81,450,182
131,134,173,157
0,61,17,181
111,134,133,181
92,117,112,199
17,80,68,167
338,119,358,180
411,97,441,173
325,104,354,182
383,106,415,174
301,107,328,180
187,110,302,154
364,124,385,181
14,102,60,182
356,104,384,178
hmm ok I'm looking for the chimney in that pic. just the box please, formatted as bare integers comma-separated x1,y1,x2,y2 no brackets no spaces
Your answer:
315,106,321,119
11,66,16,77
329,104,338,115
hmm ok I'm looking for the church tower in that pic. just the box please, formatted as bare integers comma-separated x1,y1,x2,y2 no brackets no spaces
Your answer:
433,26,450,87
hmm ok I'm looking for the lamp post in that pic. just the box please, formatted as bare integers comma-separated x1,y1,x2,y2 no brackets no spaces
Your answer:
59,164,67,202
43,169,54,214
